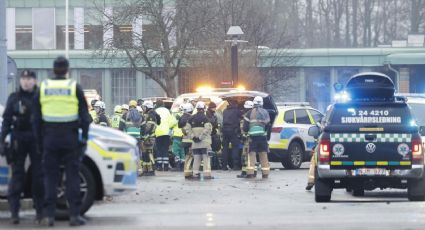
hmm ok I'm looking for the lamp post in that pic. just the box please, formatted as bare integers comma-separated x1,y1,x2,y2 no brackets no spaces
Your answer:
226,26,246,87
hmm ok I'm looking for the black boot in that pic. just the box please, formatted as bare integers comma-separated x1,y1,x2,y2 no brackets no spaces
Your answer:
40,217,55,227
10,213,19,225
237,171,247,178
69,215,86,226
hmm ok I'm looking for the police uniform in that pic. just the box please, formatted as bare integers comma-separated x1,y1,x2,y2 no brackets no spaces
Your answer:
140,109,161,176
155,103,176,171
185,107,213,179
243,105,271,178
222,101,242,170
33,57,91,226
1,70,44,224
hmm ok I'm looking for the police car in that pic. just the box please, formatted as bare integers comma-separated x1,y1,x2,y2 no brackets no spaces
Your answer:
268,103,323,169
310,72,425,202
0,109,138,218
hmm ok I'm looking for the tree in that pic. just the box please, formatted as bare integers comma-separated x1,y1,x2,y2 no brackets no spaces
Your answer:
91,0,216,97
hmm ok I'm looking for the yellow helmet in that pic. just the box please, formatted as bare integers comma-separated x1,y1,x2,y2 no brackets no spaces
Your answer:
129,100,137,108
114,105,122,113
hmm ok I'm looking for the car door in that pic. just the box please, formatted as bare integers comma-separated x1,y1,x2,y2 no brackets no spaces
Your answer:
294,109,316,151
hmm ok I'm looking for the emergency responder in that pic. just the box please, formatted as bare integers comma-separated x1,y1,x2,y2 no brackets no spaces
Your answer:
89,99,98,122
237,100,254,178
33,56,91,226
222,99,242,170
180,103,194,179
0,70,44,224
242,96,271,179
121,104,129,119
93,101,110,127
111,105,126,131
171,104,185,171
155,100,176,171
206,102,221,169
140,100,161,176
185,101,213,180
137,99,144,107
125,100,144,152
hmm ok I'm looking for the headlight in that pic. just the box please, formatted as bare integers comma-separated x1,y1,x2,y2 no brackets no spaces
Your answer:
92,137,133,153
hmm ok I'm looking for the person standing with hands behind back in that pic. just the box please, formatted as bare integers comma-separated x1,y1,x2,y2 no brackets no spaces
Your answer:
33,56,91,226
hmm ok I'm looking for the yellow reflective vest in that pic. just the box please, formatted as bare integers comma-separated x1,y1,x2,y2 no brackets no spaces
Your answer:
155,107,176,137
172,113,183,137
39,79,79,123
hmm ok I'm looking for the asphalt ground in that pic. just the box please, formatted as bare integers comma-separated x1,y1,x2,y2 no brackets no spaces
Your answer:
1,162,425,229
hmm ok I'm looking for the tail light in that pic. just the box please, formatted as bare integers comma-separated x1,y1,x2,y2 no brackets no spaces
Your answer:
319,138,331,164
412,138,423,165
271,127,283,133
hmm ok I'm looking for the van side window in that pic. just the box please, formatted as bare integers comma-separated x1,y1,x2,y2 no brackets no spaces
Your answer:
295,109,310,124
284,110,295,123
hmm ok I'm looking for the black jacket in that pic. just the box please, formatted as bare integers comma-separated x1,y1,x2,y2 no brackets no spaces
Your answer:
206,109,219,135
222,104,242,135
178,113,192,129
33,76,91,151
1,86,38,142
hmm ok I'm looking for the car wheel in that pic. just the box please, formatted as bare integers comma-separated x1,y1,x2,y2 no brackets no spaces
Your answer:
314,167,332,202
282,142,303,169
55,164,96,219
352,188,365,197
408,173,425,201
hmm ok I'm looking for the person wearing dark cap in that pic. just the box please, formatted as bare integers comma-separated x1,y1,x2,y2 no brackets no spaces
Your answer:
206,102,221,169
33,56,91,226
1,70,44,225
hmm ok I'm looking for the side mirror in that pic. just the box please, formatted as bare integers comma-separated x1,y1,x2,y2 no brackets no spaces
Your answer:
308,125,321,139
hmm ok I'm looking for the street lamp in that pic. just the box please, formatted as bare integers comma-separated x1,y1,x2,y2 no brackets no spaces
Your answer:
226,26,246,87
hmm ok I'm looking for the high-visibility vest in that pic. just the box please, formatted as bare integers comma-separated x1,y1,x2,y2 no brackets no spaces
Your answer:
89,110,97,121
111,114,122,129
39,79,79,123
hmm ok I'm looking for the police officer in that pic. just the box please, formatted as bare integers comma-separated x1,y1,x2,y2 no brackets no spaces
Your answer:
237,100,254,178
242,96,271,179
140,100,161,176
155,100,176,171
185,101,213,180
1,70,44,224
111,105,126,131
206,102,221,169
222,99,242,170
93,101,110,127
33,56,91,226
179,103,195,179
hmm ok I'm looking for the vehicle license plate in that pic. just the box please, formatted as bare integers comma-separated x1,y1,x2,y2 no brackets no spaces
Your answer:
354,168,388,176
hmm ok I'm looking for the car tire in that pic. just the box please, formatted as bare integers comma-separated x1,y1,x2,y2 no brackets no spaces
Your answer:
55,164,97,219
314,167,332,202
408,173,425,202
282,142,303,169
352,188,365,197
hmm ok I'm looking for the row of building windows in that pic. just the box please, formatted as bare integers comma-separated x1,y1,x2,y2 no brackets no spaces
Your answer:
8,8,160,50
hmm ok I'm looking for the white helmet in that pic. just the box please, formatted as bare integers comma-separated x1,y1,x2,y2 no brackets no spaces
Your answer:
195,101,206,109
143,100,154,109
94,101,106,109
253,96,263,106
244,100,254,109
121,104,129,111
182,103,194,113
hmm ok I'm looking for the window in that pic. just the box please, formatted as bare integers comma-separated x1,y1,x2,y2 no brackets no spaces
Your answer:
84,25,103,49
112,69,136,106
113,25,133,48
56,26,75,49
32,8,56,49
80,70,103,97
295,109,311,124
309,110,323,124
16,8,32,50
284,110,295,124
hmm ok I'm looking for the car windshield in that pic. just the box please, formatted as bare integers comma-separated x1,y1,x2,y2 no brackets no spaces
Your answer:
408,103,425,126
